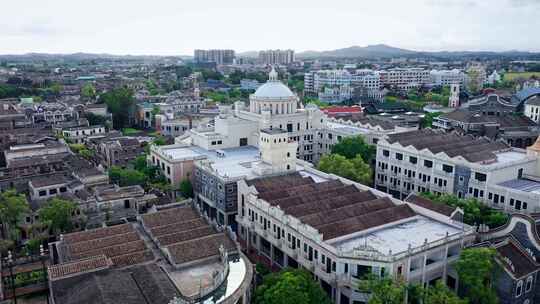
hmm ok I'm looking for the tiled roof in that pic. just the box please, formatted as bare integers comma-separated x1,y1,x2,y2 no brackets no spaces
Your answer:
250,174,417,241
61,223,153,268
167,234,236,265
48,255,112,281
62,224,133,244
157,226,216,246
405,194,456,217
71,240,147,260
67,232,140,254
247,172,314,194
318,204,416,240
141,206,199,228
50,263,178,304
149,218,207,237
386,129,509,163
496,240,539,278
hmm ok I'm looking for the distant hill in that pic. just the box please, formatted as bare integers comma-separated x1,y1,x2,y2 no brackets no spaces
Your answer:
0,52,191,62
237,51,259,58
297,44,540,59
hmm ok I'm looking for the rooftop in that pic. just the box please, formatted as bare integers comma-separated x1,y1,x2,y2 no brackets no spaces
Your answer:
498,178,540,194
160,145,261,179
248,173,465,255
386,129,528,164
331,216,462,255
58,223,154,268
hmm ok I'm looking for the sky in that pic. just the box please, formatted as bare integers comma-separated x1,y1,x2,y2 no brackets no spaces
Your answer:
1,0,539,55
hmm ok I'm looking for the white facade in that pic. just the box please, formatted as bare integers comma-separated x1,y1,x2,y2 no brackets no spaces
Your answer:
258,50,295,65
524,99,540,124
188,68,326,163
236,165,476,304
377,68,430,91
430,69,466,87
375,130,540,213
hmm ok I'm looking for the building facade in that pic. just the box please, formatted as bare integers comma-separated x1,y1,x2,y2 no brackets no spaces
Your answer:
375,129,540,214
194,49,235,65
258,49,295,65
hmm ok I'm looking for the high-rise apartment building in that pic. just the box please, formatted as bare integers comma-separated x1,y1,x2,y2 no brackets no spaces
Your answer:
258,49,295,65
194,49,235,65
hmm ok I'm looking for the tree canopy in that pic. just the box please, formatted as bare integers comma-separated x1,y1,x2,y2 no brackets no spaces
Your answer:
81,83,97,100
420,192,507,228
331,135,376,163
39,198,77,234
179,179,194,198
109,166,148,187
100,87,135,129
253,268,331,304
317,154,372,185
360,275,466,304
0,189,29,239
455,247,498,304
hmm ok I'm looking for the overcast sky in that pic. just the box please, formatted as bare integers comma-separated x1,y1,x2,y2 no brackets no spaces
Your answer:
1,0,539,55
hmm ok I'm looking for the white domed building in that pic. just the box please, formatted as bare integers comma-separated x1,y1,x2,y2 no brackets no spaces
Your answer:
249,68,299,115
189,67,326,162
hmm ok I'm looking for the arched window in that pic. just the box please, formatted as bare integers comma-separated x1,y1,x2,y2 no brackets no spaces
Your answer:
526,276,533,292
516,280,523,298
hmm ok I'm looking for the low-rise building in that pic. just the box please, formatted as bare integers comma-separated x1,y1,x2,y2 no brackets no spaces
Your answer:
61,125,106,144
524,95,540,124
97,137,144,168
375,129,540,213
236,169,475,304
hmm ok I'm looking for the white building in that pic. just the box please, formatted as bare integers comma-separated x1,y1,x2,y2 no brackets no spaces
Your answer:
258,49,295,65
188,68,325,163
377,68,430,91
487,70,502,85
430,69,466,87
375,129,540,213
236,163,475,304
304,69,382,102
524,95,540,124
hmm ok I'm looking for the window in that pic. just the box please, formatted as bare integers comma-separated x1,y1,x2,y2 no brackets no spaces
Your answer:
39,190,47,197
409,156,418,164
383,150,390,157
475,172,487,182
442,164,453,173
516,280,523,298
526,276,533,292
424,160,433,168
49,188,57,195
396,153,403,160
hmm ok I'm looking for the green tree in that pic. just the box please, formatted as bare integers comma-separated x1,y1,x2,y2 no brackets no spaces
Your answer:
253,268,331,304
360,275,406,304
331,135,376,162
78,148,94,160
49,83,63,96
420,192,507,228
424,281,468,304
0,190,29,240
179,179,194,198
421,112,441,128
81,83,97,100
318,154,372,185
100,87,135,129
39,198,77,234
109,166,148,186
455,248,498,304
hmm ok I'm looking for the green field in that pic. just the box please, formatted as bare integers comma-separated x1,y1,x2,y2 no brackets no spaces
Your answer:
503,72,540,81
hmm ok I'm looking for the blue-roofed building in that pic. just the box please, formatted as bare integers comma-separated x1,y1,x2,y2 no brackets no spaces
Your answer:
516,87,540,103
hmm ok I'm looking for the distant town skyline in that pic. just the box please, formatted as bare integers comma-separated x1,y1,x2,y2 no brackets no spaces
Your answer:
1,0,539,55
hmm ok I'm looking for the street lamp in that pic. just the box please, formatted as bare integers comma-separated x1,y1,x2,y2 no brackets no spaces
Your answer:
7,251,17,304
40,245,50,304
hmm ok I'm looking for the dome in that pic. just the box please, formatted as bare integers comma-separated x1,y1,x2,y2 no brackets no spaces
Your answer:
252,67,295,100
253,82,295,99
